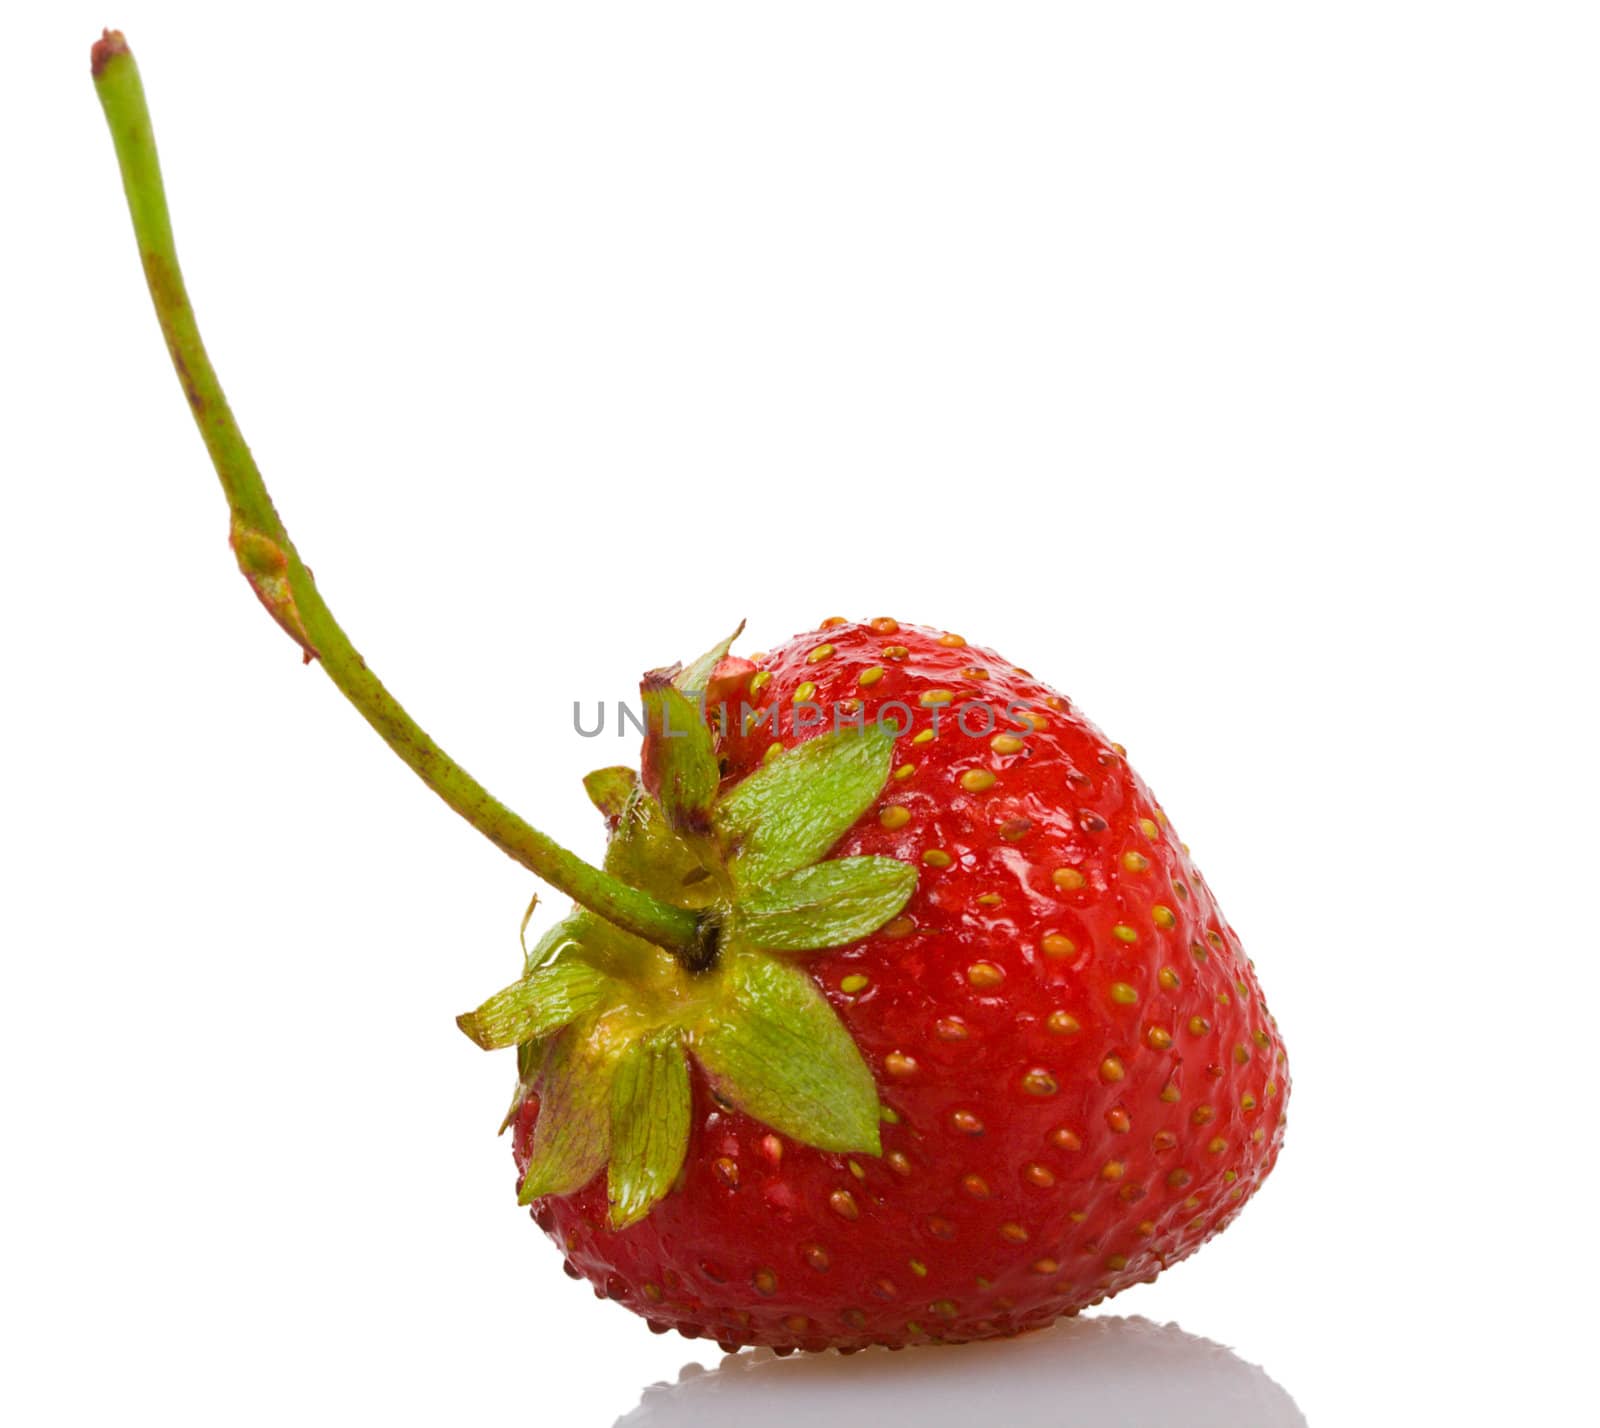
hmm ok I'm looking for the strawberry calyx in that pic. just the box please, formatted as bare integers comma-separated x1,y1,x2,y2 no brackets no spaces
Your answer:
455,629,916,1229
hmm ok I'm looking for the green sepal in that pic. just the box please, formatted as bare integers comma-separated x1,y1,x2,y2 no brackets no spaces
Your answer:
499,1035,548,1134
598,783,721,926
518,1020,621,1203
607,1030,692,1230
737,856,918,952
715,723,897,891
673,622,745,701
640,675,720,839
456,957,618,1050
582,766,638,825
692,950,881,1155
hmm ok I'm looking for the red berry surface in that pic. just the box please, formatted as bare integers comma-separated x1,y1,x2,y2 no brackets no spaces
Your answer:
514,618,1288,1351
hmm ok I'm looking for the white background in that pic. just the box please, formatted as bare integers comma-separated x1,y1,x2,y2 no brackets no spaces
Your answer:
3,4,1595,1424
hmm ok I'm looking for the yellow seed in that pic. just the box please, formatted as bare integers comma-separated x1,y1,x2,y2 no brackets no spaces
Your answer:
1101,1160,1126,1181
1158,967,1181,992
1112,924,1138,943
967,961,1004,988
1122,851,1150,873
884,1052,918,1078
975,892,1003,907
1235,1044,1252,1065
887,1150,912,1174
999,1222,1029,1243
1021,710,1048,731
1192,1104,1215,1126
991,733,1025,755
935,1016,968,1041
1160,1082,1181,1103
1047,1010,1081,1035
1031,1257,1059,1275
1147,1025,1173,1050
893,763,915,780
960,769,997,793
1137,1220,1156,1237
909,1259,927,1277
1110,982,1139,1005
879,805,912,831
786,1314,811,1333
912,728,935,745
1106,1106,1131,1133
1024,1163,1055,1188
829,1189,860,1220
819,617,847,628
838,697,862,715
938,633,967,647
1188,1015,1210,1036
1265,1080,1279,1098
1050,1127,1082,1151
1207,1136,1227,1155
1021,1068,1059,1097
884,916,915,939
840,973,870,994
1255,1029,1272,1049
1052,867,1087,891
962,1174,990,1199
1041,933,1076,959
804,1244,830,1271
749,670,772,694
1241,1092,1258,1111
950,1110,984,1135
795,681,818,701
922,848,952,867
1139,817,1159,837
1106,1254,1128,1271
879,1106,900,1125
1152,1130,1178,1151
807,644,836,664
920,688,955,707
763,742,783,764
1100,1056,1126,1082
753,1268,778,1295
960,667,990,681
1152,905,1177,930
1167,1168,1192,1188
858,665,886,687
882,644,910,660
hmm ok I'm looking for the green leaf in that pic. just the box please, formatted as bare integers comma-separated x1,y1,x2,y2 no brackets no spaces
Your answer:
715,723,897,890
673,622,745,700
738,856,918,952
456,958,618,1050
692,951,881,1155
518,1022,620,1203
498,1035,549,1134
607,1031,692,1229
582,766,638,824
601,784,716,914
640,675,720,838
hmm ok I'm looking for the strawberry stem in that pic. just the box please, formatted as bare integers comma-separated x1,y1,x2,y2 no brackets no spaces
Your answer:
90,33,703,957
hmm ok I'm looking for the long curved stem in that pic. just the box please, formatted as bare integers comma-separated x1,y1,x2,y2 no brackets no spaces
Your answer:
90,31,702,955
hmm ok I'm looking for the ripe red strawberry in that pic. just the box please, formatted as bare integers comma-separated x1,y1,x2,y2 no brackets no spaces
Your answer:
95,37,1287,1360
496,618,1288,1352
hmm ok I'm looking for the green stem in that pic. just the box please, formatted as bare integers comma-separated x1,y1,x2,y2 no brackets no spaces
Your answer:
90,31,702,956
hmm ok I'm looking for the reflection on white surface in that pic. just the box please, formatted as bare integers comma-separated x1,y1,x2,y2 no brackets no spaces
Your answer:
617,1315,1303,1428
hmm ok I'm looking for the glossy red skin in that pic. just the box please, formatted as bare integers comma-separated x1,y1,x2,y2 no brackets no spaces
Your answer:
513,619,1289,1351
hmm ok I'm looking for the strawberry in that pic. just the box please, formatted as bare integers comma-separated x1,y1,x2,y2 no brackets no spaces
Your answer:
94,36,1287,1359
471,618,1289,1352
